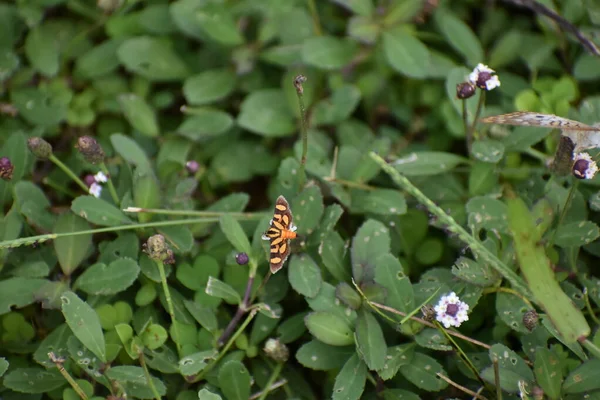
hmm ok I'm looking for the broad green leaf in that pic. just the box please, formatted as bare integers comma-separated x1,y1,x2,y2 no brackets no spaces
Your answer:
53,212,92,276
250,310,280,345
0,358,8,377
302,36,358,70
534,347,562,398
117,36,189,81
481,344,534,392
158,225,194,253
277,312,308,343
355,308,387,370
176,255,220,292
563,358,600,394
452,256,500,286
330,0,374,16
105,366,167,398
194,4,244,46
471,139,505,163
11,86,69,127
237,89,295,137
4,368,65,393
554,221,600,248
75,39,121,79
351,219,390,284
74,258,140,295
311,84,362,125
434,8,483,66
71,196,131,226
377,344,415,380
111,133,152,173
466,196,509,234
352,189,407,216
0,277,46,315
218,360,251,400
289,254,322,298
205,276,241,304
320,231,351,283
183,69,236,105
296,340,354,370
414,328,451,351
1,131,28,181
335,282,361,309
332,354,367,400
290,185,324,235
198,388,223,400
184,300,218,332
177,111,234,141
219,214,251,255
374,254,414,313
25,25,60,77
179,350,218,376
574,53,600,81
508,197,590,343
118,93,159,137
61,291,107,363
400,353,448,391
383,29,430,78
305,311,354,346
495,292,530,334
393,152,467,176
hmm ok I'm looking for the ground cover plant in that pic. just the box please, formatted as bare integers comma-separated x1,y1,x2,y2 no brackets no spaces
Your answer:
1,0,600,399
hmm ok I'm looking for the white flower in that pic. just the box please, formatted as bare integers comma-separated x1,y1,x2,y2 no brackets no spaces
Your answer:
89,183,103,198
434,292,469,328
468,63,500,91
572,152,599,180
94,171,108,183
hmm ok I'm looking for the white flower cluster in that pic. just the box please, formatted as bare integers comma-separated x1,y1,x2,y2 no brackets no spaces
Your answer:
89,171,108,198
468,63,501,91
434,292,469,328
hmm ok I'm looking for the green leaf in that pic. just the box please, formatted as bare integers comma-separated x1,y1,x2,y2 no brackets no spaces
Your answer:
198,388,223,400
320,231,351,283
11,86,69,127
177,110,234,141
296,340,354,370
481,344,534,392
335,282,362,309
400,353,448,391
219,214,252,255
452,256,500,286
118,93,159,137
74,258,140,296
352,189,407,216
351,219,390,284
383,29,430,78
0,358,7,377
218,360,251,400
117,36,189,81
508,197,590,343
71,196,131,226
105,366,167,398
176,255,220,292
290,185,324,236
277,312,308,343
0,277,46,315
61,291,107,363
466,196,509,234
179,350,218,376
534,347,562,398
111,133,152,173
554,221,600,248
355,308,387,370
574,53,600,81
332,353,367,400
184,300,218,332
471,139,505,163
194,4,245,46
4,368,65,393
289,254,322,298
75,39,121,79
25,25,60,77
53,212,92,276
374,254,414,313
307,282,357,326
205,276,241,304
392,151,467,176
331,0,374,16
377,344,415,380
1,131,28,182
302,36,358,70
237,89,295,137
311,84,362,125
563,358,600,394
305,311,354,346
434,8,483,66
183,69,236,105
250,310,280,345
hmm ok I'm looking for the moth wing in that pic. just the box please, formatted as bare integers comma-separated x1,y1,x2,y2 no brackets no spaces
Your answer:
270,239,291,274
481,111,598,131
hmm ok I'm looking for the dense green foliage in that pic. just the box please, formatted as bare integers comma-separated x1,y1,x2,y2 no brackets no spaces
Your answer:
1,0,600,399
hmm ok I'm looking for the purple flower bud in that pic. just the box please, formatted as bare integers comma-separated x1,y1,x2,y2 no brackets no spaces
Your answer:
84,174,96,187
235,252,249,265
186,160,199,174
75,136,105,164
456,82,476,99
0,157,14,181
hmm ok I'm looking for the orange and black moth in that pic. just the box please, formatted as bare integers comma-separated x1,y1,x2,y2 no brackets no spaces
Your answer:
262,196,297,273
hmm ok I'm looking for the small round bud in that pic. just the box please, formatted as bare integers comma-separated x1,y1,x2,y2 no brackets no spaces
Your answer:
186,160,199,174
235,252,249,265
84,174,96,187
75,136,105,164
523,310,539,332
421,304,435,322
0,157,14,181
27,137,53,159
143,234,175,264
263,338,289,363
572,153,598,180
456,82,476,99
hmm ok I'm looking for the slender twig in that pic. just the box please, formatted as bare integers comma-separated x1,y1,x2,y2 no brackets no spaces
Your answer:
49,154,89,192
0,217,222,249
306,0,322,35
437,373,488,400
100,162,119,205
493,355,502,400
583,288,600,325
250,379,288,400
155,259,181,355
294,75,309,191
49,352,88,400
257,362,284,400
467,91,486,143
138,351,161,400
462,100,471,152
217,274,255,346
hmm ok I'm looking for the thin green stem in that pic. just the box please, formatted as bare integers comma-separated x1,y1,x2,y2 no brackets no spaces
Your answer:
294,75,309,191
462,100,471,152
524,147,551,163
42,177,78,198
155,260,182,356
49,154,89,192
584,288,600,325
467,91,486,143
100,162,120,205
0,216,220,249
193,309,258,382
257,362,284,400
323,177,376,191
124,207,267,219
49,352,88,400
581,338,600,359
138,351,161,400
370,152,533,300
306,0,322,35
548,181,579,248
